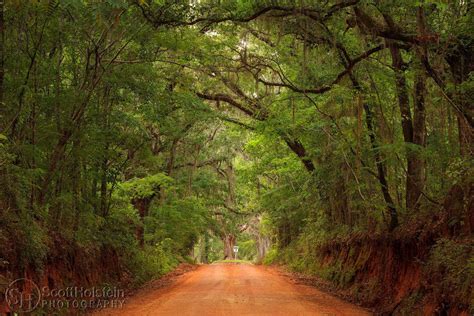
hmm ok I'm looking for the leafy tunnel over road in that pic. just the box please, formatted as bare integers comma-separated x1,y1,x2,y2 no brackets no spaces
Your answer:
0,1,472,315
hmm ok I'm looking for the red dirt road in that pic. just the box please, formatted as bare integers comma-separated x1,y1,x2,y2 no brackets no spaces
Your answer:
95,264,371,316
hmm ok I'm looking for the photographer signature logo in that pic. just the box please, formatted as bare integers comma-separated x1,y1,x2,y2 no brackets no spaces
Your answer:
5,278,41,313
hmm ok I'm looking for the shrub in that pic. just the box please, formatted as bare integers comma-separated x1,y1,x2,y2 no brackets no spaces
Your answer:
424,238,473,308
262,247,279,265
126,244,179,286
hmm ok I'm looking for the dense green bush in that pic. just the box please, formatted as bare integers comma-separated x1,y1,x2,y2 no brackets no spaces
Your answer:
126,245,179,286
262,247,279,266
424,238,473,309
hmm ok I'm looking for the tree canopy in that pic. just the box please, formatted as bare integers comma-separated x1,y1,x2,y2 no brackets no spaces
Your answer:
0,0,472,314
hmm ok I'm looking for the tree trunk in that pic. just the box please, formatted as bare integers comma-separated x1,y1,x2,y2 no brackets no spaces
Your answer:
388,43,413,143
407,66,426,210
406,6,427,211
445,34,474,157
223,234,236,260
388,42,426,211
100,87,111,216
201,233,210,264
349,73,399,230
132,196,155,248
0,0,4,116
332,34,400,229
458,116,473,156
256,234,271,263
363,99,399,230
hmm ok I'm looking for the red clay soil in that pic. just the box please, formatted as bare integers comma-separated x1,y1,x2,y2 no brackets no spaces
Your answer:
93,263,371,316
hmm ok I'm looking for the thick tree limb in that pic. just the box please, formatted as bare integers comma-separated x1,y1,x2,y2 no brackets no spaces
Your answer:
282,136,315,172
257,45,383,94
196,92,257,118
197,91,315,173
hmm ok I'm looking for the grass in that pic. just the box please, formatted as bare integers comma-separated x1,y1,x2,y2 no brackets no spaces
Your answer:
211,259,253,264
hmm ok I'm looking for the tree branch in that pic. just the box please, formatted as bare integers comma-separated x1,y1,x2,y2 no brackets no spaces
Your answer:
257,45,383,94
196,92,260,118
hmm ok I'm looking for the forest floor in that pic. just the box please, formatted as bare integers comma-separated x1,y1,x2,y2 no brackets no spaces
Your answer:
93,263,371,315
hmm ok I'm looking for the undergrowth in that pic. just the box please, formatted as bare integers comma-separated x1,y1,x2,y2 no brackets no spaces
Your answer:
126,245,180,286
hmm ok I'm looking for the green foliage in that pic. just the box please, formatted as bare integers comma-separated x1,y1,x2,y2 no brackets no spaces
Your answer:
236,237,256,261
7,212,49,270
425,238,473,307
1,1,472,314
121,174,173,199
212,259,252,264
100,203,140,250
126,244,179,286
147,196,211,255
262,247,279,266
